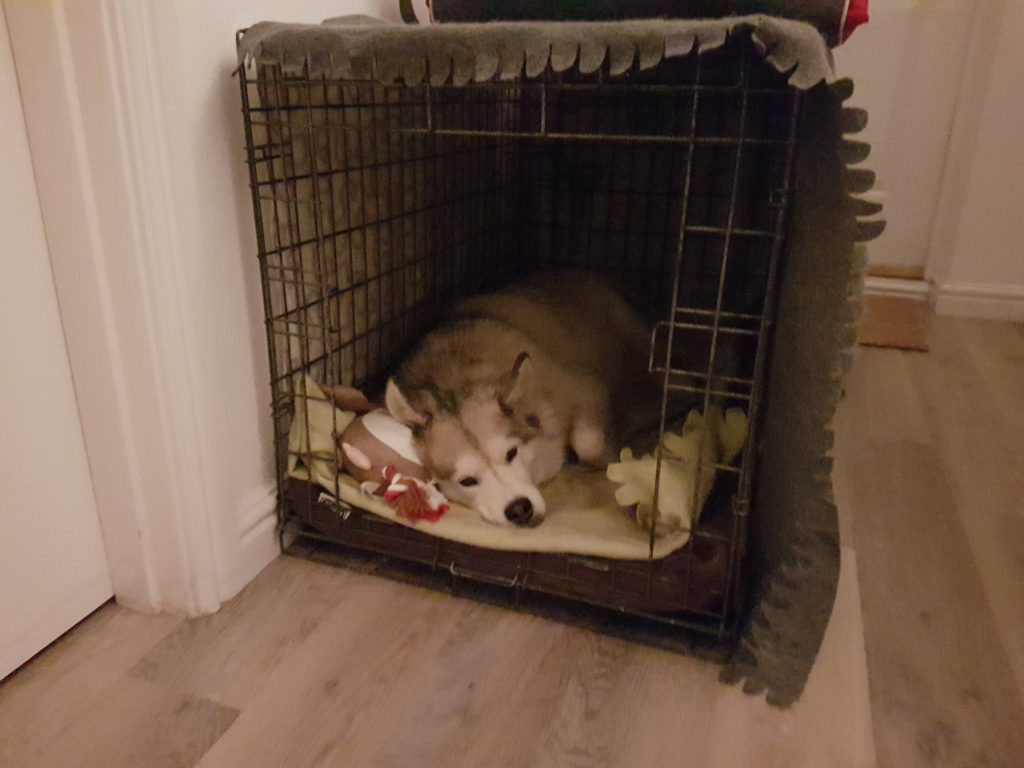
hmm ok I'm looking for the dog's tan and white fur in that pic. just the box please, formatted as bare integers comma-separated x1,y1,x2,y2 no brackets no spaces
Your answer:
385,272,655,527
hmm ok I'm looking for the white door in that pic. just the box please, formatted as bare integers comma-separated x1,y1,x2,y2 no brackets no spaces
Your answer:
0,3,112,680
834,0,972,275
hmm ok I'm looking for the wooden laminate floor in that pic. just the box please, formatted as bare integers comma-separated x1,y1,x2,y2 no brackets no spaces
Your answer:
1,316,1022,768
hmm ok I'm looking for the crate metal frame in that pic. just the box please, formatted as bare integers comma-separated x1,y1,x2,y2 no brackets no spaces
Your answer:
238,30,803,643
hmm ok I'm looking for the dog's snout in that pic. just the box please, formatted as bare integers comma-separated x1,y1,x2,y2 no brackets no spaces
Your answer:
504,497,534,526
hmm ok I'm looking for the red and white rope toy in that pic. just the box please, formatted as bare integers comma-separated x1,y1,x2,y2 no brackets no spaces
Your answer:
363,465,449,523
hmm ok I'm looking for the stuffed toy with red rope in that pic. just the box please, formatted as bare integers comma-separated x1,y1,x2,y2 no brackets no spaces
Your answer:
323,384,451,523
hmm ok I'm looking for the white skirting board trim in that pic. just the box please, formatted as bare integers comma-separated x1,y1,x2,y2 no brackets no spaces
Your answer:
862,276,930,300
237,482,277,541
218,483,280,602
221,513,279,602
933,281,1024,321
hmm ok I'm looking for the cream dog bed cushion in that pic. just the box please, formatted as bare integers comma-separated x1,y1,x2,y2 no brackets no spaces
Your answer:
288,376,705,560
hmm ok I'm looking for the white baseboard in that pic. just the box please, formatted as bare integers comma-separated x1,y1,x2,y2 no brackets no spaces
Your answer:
237,482,277,540
933,281,1024,321
863,276,930,300
217,483,280,602
222,513,279,601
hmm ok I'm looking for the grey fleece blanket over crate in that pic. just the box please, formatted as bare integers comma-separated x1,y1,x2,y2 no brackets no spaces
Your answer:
237,15,835,89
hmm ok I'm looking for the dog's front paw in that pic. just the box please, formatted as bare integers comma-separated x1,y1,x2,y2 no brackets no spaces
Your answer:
570,420,611,466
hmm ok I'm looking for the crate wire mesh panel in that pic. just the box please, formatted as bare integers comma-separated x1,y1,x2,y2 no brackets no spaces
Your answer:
237,17,880,701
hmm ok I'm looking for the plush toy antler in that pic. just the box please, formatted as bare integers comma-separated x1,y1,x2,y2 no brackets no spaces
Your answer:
607,407,749,535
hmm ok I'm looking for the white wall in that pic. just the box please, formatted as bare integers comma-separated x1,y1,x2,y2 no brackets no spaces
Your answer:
141,0,402,599
135,0,404,600
835,0,1024,319
927,0,1024,320
833,0,973,273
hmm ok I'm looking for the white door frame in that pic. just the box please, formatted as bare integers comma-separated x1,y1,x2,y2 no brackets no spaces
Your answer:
5,0,223,615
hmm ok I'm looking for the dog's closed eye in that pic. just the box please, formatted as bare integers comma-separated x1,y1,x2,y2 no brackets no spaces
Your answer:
459,477,479,487
506,447,518,463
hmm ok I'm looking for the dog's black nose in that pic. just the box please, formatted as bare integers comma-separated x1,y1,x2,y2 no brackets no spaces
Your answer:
504,497,534,525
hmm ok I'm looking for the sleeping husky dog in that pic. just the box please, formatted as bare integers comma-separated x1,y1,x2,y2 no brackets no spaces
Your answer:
385,271,656,527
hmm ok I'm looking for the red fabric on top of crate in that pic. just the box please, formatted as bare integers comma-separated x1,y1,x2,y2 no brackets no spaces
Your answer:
842,0,869,43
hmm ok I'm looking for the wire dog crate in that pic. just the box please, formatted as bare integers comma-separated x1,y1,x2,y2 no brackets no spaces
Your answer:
237,15,881,705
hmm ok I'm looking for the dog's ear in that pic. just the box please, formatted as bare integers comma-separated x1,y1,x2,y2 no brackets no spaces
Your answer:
500,352,534,409
385,378,430,428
